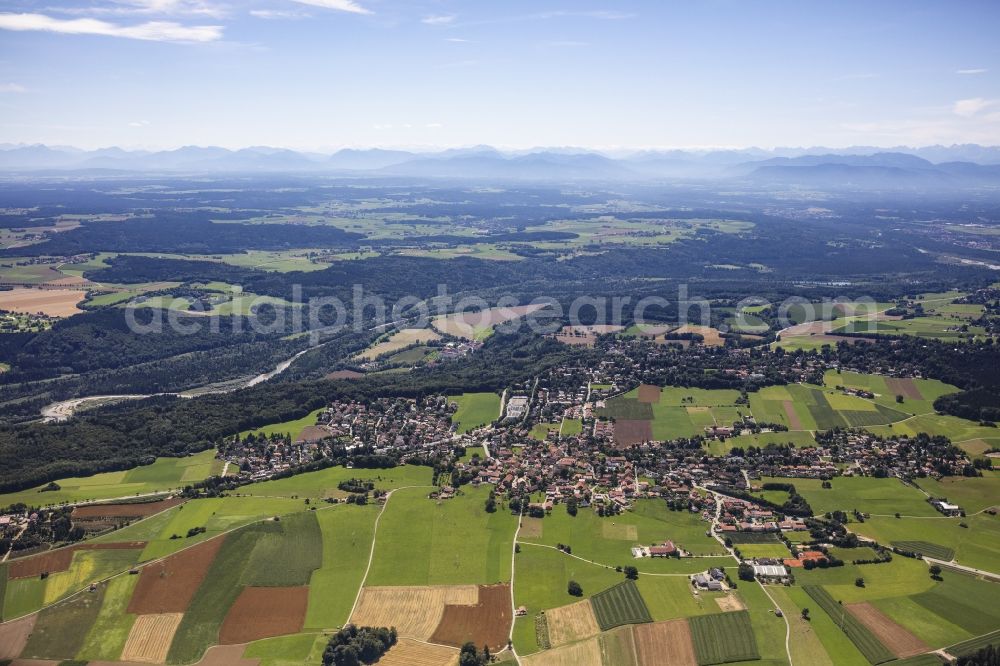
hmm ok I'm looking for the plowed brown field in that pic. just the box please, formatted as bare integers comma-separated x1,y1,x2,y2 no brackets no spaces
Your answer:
846,602,928,658
218,586,309,644
430,584,512,651
7,542,146,579
72,499,184,520
128,537,224,614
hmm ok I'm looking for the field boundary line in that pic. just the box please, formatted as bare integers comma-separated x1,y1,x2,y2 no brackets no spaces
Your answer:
508,517,524,666
515,540,693,576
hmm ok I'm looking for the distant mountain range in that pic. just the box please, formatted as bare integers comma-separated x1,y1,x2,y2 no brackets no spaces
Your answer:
1,143,1000,189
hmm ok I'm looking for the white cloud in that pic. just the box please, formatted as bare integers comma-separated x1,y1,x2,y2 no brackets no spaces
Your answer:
444,37,470,43
422,14,455,25
57,1,229,19
0,83,26,93
287,0,371,14
953,97,996,117
129,119,151,127
0,12,222,42
250,9,306,19
425,122,442,128
956,68,987,75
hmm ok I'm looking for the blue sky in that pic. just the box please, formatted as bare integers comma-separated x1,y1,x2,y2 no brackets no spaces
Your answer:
0,0,998,150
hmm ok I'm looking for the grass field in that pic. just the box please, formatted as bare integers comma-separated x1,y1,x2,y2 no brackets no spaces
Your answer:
803,585,895,665
19,579,107,660
760,476,938,517
590,580,652,630
780,585,870,666
450,392,502,433
243,633,327,666
0,449,220,506
688,610,760,665
238,407,326,440
240,463,434,500
77,573,140,661
242,511,323,586
305,505,379,629
852,513,1000,571
518,499,724,569
511,544,623,653
366,485,516,586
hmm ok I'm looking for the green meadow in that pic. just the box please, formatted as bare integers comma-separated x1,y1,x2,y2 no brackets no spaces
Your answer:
0,449,221,507
450,392,502,432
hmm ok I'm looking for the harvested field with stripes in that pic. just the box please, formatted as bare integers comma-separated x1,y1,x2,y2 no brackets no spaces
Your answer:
377,638,459,666
634,619,697,666
218,586,309,644
128,537,225,614
544,599,600,647
523,636,603,666
121,613,184,663
350,585,478,640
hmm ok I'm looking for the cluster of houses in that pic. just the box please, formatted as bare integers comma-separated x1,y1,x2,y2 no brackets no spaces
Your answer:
716,498,808,535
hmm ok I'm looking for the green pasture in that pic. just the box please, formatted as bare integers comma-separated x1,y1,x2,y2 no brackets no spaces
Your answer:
853,512,1000,571
761,476,938,517
450,392,502,432
0,449,220,507
239,463,433,500
365,485,516,585
238,407,325,440
305,505,379,629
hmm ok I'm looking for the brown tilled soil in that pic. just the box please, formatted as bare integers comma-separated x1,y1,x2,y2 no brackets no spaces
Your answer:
846,602,929,658
7,541,146,579
614,420,653,446
715,595,746,612
218,586,309,644
0,614,37,659
885,377,923,401
633,619,697,666
430,584,512,651
72,498,184,520
192,644,261,666
519,517,543,539
636,384,661,403
128,537,225,614
782,401,803,430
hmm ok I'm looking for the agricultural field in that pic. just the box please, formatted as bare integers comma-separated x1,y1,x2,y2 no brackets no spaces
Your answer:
356,327,442,360
0,449,221,507
365,485,516,586
852,512,1000,571
688,610,760,665
0,286,86,316
760,475,940,517
432,303,549,340
519,498,724,567
589,580,653,630
239,462,433,500
238,407,326,440
450,392,502,433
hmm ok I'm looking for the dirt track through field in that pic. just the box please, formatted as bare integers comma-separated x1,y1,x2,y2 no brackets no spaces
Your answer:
545,599,601,647
128,537,225,614
219,586,309,644
121,613,184,663
846,602,929,658
351,585,478,641
634,619,697,666
430,584,513,651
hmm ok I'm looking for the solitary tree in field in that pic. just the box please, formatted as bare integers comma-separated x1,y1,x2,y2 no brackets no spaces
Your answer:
568,580,583,596
801,608,810,620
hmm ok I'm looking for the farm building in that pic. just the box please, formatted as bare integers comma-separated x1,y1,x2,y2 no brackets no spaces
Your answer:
752,564,789,582
649,541,677,557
